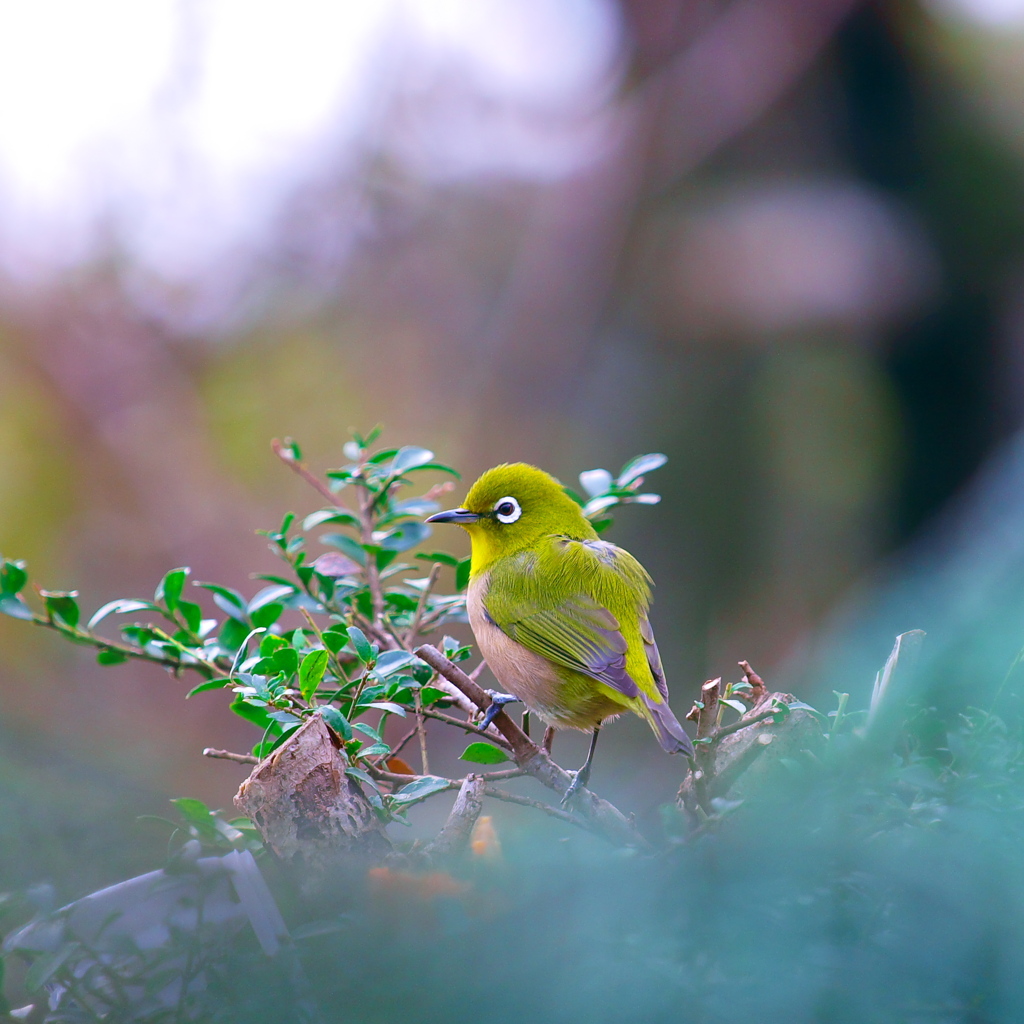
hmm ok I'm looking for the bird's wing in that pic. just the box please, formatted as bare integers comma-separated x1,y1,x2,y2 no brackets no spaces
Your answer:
484,539,651,700
503,596,640,698
639,608,669,702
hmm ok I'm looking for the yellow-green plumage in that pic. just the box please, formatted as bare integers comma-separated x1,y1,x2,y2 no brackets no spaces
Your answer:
427,463,692,757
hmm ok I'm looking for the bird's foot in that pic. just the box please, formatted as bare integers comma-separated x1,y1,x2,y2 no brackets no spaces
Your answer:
479,691,519,731
560,765,592,808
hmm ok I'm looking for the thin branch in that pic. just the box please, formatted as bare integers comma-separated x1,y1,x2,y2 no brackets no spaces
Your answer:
380,722,421,764
203,748,259,765
481,787,586,829
366,766,592,835
402,566,441,774
414,688,430,774
478,766,527,781
713,706,781,741
271,438,347,509
299,606,352,687
357,477,386,626
404,562,441,646
366,766,444,786
738,660,767,703
417,706,512,749
28,614,226,680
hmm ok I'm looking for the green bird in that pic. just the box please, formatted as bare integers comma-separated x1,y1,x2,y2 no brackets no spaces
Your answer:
427,463,693,802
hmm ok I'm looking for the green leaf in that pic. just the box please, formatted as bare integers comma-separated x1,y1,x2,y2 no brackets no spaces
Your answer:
786,700,829,725
415,551,460,567
25,943,78,992
321,706,352,741
322,624,349,653
459,742,510,765
365,702,406,716
171,797,223,844
787,700,820,713
455,556,472,592
186,678,232,697
248,584,294,614
252,574,297,588
271,646,299,677
617,453,668,488
0,593,33,620
299,649,329,702
195,583,248,621
374,650,417,677
177,599,203,633
593,518,614,534
582,495,618,518
250,603,284,629
194,581,245,608
40,590,79,628
365,446,400,466
229,697,278,732
345,766,382,790
348,626,373,664
358,742,391,758
86,598,155,630
156,567,189,611
375,548,399,571
390,775,451,806
390,446,435,474
719,698,747,715
219,616,252,653
390,497,440,517
97,649,128,666
0,558,28,594
579,468,613,497
320,533,367,566
302,508,359,530
353,721,382,742
411,463,460,478
376,521,431,552
417,687,447,706
259,633,288,656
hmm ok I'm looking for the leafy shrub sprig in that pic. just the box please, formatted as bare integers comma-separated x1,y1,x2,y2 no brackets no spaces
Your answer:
0,433,668,835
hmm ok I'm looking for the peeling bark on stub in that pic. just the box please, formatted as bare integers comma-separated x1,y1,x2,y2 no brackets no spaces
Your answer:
678,691,822,823
235,713,391,892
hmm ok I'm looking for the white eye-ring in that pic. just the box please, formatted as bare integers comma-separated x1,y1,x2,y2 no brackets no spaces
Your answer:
493,496,522,524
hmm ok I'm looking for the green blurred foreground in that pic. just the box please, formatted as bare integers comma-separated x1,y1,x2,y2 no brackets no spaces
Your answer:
3,634,1023,1022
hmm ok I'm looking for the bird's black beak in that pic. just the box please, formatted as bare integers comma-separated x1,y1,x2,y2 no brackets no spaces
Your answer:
426,507,481,524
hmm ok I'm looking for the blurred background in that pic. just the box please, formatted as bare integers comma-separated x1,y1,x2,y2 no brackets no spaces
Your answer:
4,0,1024,890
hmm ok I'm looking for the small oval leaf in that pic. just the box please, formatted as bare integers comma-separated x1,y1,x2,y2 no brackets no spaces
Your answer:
617,453,668,488
391,446,435,474
579,468,613,498
459,742,510,765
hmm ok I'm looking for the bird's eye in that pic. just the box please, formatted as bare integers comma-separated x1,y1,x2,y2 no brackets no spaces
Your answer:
493,496,522,524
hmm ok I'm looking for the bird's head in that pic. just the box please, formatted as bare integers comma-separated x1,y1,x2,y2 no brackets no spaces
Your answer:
426,463,595,572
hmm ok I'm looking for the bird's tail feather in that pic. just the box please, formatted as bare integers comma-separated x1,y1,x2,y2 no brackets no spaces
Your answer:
643,694,694,756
